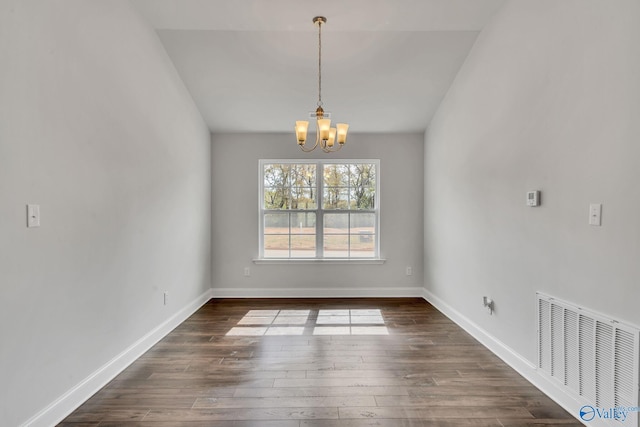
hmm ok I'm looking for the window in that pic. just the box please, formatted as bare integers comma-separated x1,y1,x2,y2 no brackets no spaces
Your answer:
260,160,379,259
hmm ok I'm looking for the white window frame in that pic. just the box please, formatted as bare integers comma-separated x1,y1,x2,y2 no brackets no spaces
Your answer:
258,159,381,261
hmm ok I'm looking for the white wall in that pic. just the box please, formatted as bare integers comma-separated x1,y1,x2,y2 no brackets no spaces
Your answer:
0,1,211,425
424,0,640,365
211,132,424,296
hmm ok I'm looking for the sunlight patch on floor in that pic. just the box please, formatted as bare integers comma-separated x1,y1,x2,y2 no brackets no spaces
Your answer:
225,309,388,336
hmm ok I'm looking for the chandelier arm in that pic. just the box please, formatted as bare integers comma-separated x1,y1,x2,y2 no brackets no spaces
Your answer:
299,125,320,152
321,143,343,153
299,140,319,152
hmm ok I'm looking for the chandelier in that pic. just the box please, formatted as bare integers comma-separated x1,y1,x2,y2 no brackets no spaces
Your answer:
295,16,349,152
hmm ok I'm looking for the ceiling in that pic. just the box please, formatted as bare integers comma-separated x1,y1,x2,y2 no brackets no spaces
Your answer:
131,0,506,134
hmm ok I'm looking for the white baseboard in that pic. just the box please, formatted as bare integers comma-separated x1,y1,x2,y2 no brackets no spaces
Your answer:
22,288,213,427
422,288,590,427
212,286,424,298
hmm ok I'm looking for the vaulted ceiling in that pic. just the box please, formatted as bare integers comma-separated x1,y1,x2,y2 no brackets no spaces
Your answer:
131,0,505,133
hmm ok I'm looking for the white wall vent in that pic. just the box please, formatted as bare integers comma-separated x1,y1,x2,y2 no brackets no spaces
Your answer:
537,292,640,426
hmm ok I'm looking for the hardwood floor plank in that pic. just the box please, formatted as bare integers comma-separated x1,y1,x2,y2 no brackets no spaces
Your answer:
273,377,431,388
337,406,534,419
305,369,421,379
59,298,580,426
142,407,339,421
374,395,542,408
433,377,534,387
76,397,197,410
233,386,410,398
193,396,376,409
95,422,299,427
497,420,584,426
62,409,149,423
405,385,548,397
301,420,503,427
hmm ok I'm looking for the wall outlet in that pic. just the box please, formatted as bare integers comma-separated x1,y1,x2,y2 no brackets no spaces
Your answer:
405,266,412,276
243,267,251,277
483,296,494,315
163,291,169,306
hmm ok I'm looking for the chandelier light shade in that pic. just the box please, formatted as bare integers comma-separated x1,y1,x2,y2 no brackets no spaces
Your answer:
295,16,349,153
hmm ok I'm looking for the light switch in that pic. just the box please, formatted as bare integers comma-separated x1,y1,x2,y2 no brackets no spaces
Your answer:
27,204,40,228
589,204,602,226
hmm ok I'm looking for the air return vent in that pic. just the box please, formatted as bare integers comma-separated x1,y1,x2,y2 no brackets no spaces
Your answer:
537,293,639,426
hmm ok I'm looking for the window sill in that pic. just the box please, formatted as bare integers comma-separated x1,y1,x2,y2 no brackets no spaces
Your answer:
253,258,386,265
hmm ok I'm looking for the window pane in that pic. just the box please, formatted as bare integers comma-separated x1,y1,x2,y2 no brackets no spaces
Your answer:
290,164,316,209
263,164,291,187
292,164,316,185
323,164,349,187
290,185,316,209
349,187,375,209
324,164,349,210
323,187,347,209
349,164,376,209
264,213,289,234
350,234,375,258
349,164,376,186
324,235,349,258
352,212,376,257
290,235,316,258
291,212,316,234
350,213,375,233
263,164,292,210
264,187,288,209
264,234,289,258
324,213,349,234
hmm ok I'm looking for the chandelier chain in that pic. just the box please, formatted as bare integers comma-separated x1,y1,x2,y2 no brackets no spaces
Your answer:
317,20,322,107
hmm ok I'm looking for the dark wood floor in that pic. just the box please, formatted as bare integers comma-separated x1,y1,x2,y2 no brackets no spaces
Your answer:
60,298,581,426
